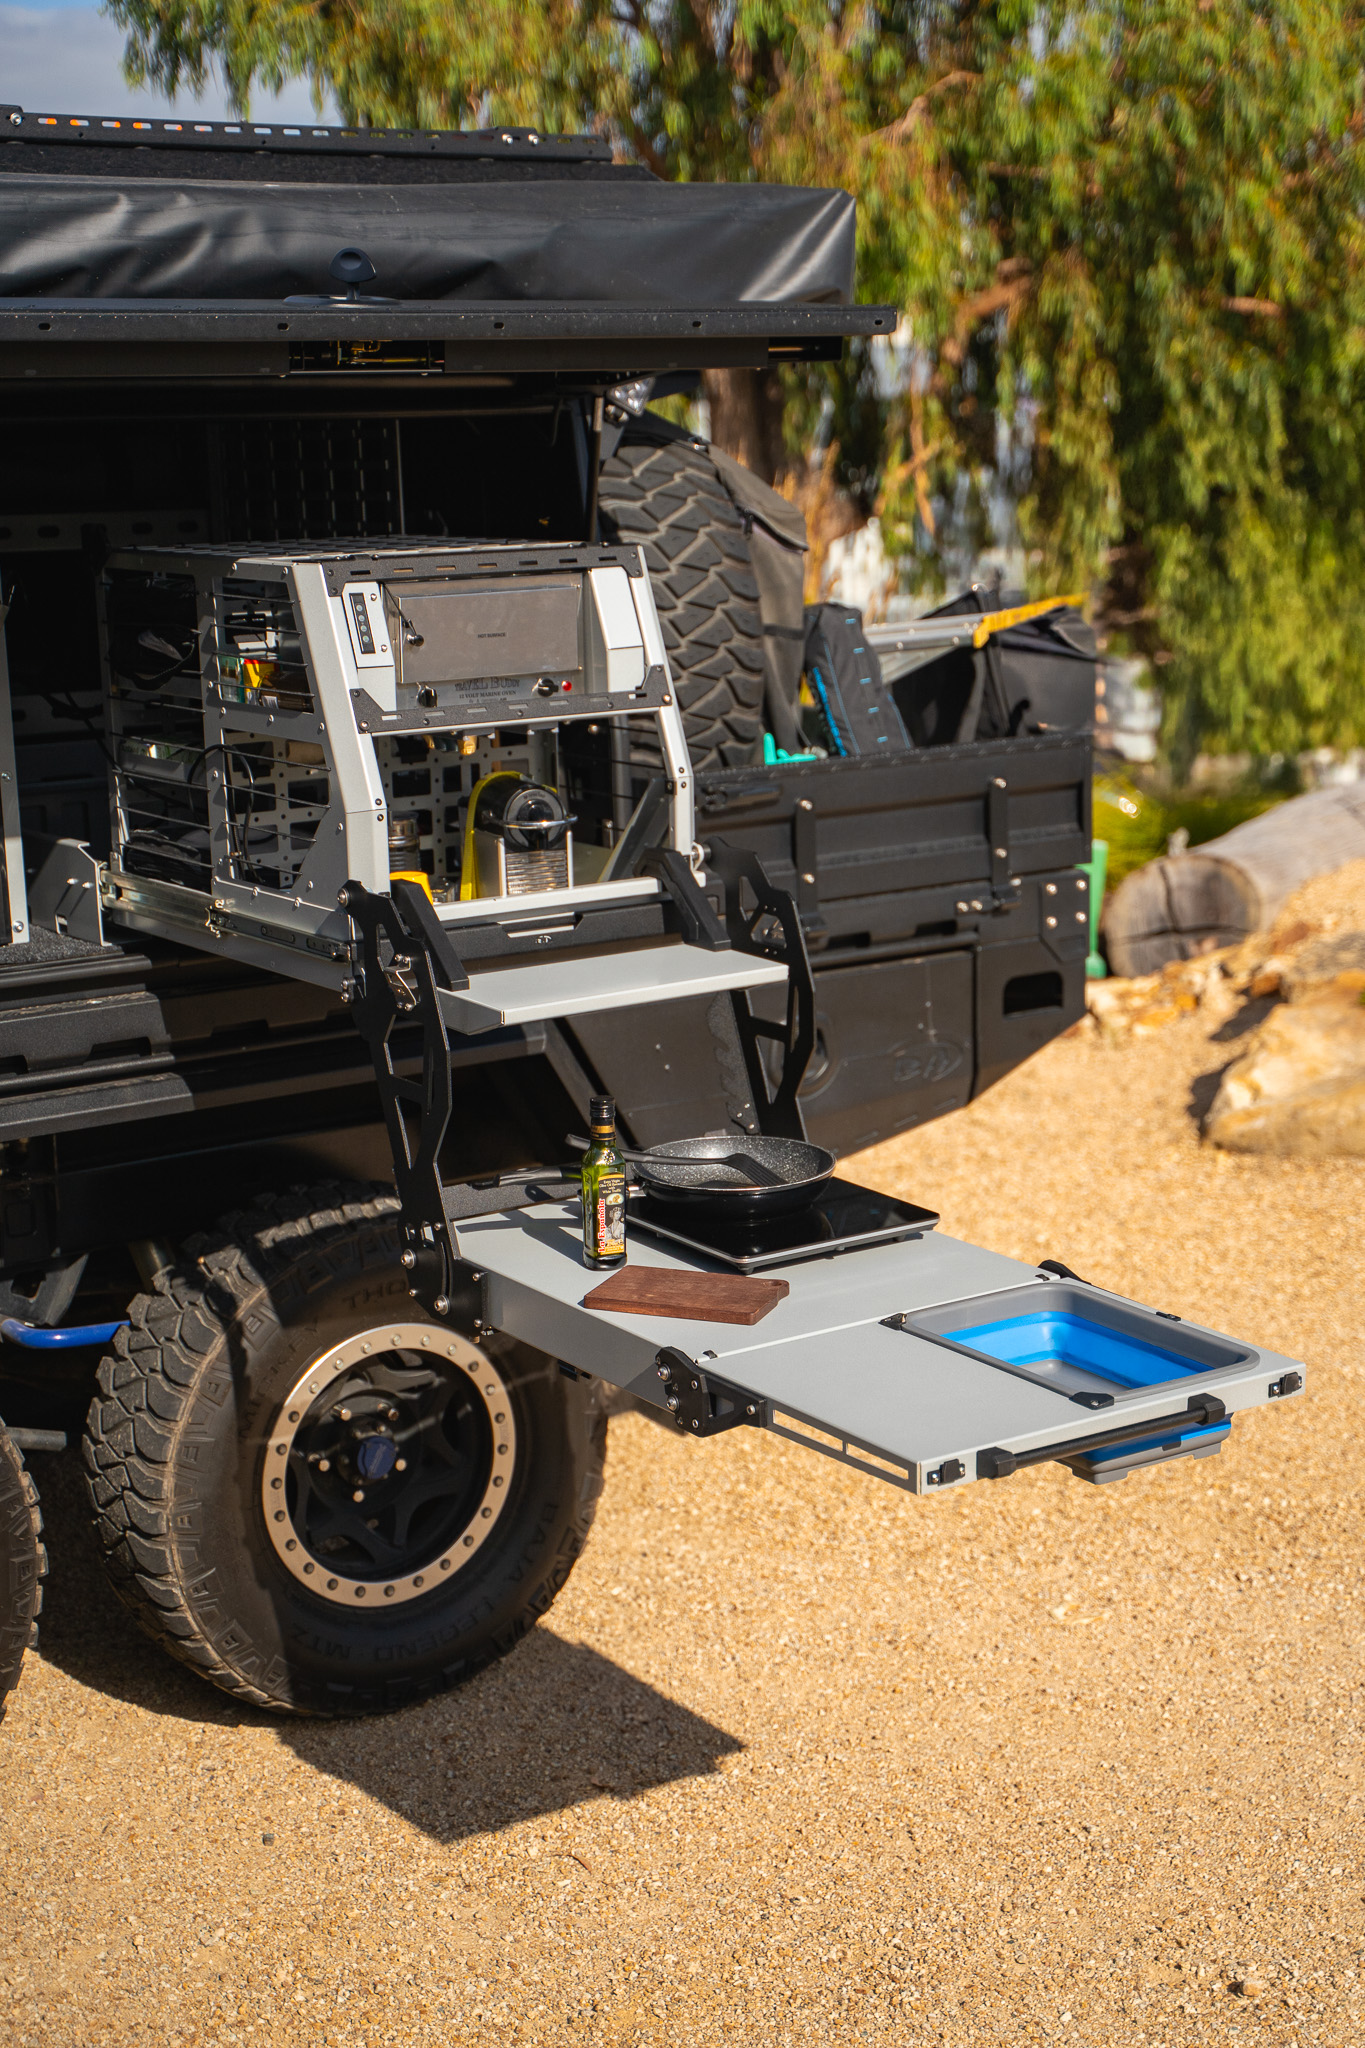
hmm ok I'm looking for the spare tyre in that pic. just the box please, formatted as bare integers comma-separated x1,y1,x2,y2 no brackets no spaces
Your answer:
598,425,769,770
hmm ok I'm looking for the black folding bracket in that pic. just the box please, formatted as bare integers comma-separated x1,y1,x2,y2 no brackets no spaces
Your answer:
704,837,816,1141
340,876,477,1319
977,1392,1229,1481
654,1346,763,1436
639,845,731,951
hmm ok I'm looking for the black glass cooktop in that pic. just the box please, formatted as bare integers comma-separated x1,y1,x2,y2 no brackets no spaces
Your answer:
628,1179,939,1273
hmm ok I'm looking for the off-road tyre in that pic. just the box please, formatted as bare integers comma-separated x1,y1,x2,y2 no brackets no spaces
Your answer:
82,1184,607,1717
0,1421,45,1721
598,434,767,770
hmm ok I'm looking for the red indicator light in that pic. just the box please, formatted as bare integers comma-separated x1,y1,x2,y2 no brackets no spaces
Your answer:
561,679,572,691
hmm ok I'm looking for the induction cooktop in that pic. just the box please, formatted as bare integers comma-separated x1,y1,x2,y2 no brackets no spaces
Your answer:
628,1178,939,1273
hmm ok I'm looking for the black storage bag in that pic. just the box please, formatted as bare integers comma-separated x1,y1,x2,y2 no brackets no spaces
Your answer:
803,604,913,757
891,603,1096,745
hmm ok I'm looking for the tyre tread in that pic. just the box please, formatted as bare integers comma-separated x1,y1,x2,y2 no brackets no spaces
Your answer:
0,1423,46,1721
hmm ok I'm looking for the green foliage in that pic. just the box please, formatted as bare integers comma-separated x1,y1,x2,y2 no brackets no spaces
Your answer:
107,0,1365,760
1094,773,1286,889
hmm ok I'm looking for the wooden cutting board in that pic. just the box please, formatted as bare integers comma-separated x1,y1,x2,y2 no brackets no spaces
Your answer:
581,1263,789,1326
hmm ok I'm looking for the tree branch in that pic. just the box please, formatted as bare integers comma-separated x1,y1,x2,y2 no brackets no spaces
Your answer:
938,267,1033,370
1222,295,1283,318
874,70,979,145
623,113,669,180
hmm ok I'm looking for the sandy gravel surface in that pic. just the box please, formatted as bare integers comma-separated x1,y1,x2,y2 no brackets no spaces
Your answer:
3,975,1363,2047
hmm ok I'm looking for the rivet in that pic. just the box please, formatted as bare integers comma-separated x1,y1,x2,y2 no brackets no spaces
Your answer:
1046,916,1057,928
274,1510,286,1522
355,1586,366,1598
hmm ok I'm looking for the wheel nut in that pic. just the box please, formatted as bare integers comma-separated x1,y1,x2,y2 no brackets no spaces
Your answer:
318,1458,330,1472
395,1457,407,1472
337,1408,351,1421
352,1489,365,1503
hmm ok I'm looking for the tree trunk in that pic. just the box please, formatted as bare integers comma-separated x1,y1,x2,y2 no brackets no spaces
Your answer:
702,367,787,483
1101,786,1365,976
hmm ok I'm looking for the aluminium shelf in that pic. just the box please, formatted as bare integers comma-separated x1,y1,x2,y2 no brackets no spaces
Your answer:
436,938,788,1033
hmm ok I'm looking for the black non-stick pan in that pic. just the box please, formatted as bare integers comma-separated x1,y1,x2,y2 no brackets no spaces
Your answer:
569,1133,836,1223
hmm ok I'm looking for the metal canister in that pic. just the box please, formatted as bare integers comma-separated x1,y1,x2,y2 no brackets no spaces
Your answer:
388,816,432,901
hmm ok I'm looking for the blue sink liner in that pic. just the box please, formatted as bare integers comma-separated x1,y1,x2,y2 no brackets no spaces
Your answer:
948,1309,1204,1389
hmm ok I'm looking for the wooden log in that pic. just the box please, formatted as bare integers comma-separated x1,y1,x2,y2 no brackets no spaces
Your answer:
1101,786,1365,978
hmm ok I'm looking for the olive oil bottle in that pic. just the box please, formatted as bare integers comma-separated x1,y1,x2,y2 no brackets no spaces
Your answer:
580,1095,627,1269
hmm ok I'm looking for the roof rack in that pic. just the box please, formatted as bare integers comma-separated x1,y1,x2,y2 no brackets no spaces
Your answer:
0,105,611,165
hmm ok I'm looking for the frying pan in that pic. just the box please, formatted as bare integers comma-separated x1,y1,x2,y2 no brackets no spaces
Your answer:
569,1132,836,1222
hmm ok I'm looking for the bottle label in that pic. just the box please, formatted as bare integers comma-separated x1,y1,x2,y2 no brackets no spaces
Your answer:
593,1172,626,1257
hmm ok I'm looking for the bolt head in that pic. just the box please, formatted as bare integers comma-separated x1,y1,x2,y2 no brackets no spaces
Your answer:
433,1295,449,1315
400,1249,416,1268
337,887,351,907
352,1489,365,1503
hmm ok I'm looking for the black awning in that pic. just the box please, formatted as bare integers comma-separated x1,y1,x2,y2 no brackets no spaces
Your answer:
0,173,859,307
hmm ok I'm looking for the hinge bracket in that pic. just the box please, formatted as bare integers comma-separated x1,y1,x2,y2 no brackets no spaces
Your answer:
654,1346,763,1436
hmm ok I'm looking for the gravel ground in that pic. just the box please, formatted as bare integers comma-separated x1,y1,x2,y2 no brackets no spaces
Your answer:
3,975,1363,2048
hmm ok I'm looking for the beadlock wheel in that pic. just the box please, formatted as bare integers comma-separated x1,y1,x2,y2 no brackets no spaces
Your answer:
262,1322,517,1606
83,1184,607,1715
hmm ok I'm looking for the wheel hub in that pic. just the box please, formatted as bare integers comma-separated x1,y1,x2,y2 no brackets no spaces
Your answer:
261,1322,517,1607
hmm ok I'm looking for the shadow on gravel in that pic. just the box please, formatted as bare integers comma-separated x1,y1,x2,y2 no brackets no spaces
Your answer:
1186,1064,1230,1130
29,1446,744,1835
26,1448,243,1725
278,1629,744,1843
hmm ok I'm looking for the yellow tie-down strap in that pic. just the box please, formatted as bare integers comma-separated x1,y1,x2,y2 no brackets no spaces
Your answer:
972,593,1085,649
